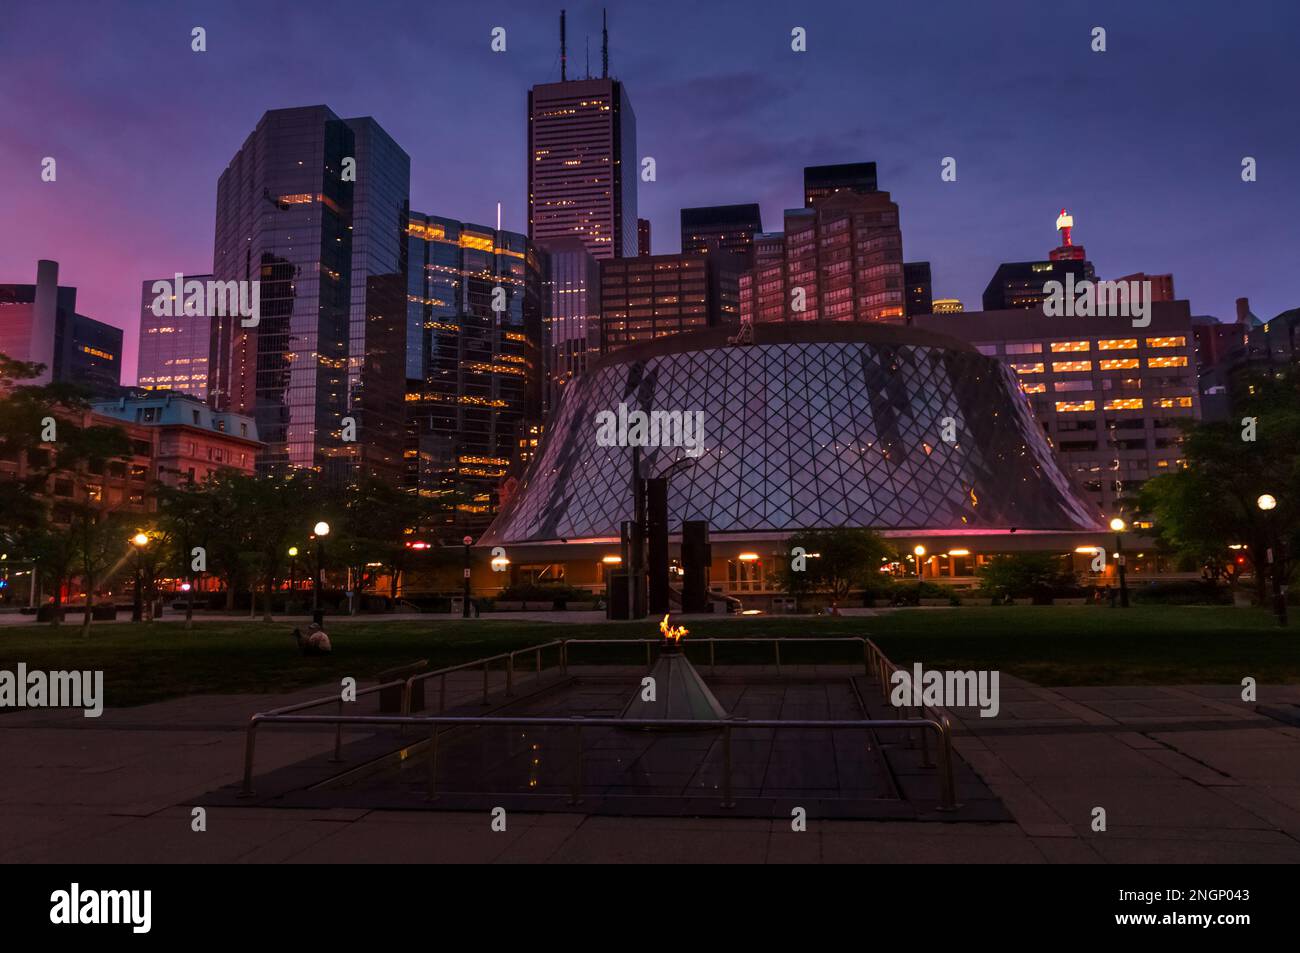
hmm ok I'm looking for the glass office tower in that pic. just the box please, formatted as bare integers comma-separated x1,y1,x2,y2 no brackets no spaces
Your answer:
343,117,411,485
213,106,409,482
406,213,545,539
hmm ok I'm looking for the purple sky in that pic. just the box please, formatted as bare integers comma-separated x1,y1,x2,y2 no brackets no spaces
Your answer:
3,0,1297,383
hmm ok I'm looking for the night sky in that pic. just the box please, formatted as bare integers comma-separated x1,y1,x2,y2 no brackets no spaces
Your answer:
3,0,1297,382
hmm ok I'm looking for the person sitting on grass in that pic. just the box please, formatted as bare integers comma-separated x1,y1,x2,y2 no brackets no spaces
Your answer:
290,623,332,656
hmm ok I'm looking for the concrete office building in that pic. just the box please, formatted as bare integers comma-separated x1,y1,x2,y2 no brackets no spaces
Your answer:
915,302,1201,517
0,260,123,396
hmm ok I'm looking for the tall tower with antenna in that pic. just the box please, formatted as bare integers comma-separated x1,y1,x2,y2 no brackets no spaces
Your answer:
527,8,636,259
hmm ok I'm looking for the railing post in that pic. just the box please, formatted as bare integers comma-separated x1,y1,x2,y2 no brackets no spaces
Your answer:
331,698,344,762
439,673,447,713
645,640,652,670
721,724,734,808
570,721,584,805
936,719,959,812
919,711,933,767
239,718,259,797
862,640,870,676
425,728,440,801
709,638,716,675
536,646,542,681
774,639,781,676
561,640,569,675
482,660,490,704
506,653,514,696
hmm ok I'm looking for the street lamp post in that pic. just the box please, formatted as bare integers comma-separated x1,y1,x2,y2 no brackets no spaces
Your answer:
130,532,150,622
288,546,299,599
462,535,473,619
1257,494,1287,627
1109,518,1129,609
913,544,926,601
312,521,330,624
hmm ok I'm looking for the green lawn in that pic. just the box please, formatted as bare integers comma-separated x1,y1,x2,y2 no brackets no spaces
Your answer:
0,606,1295,707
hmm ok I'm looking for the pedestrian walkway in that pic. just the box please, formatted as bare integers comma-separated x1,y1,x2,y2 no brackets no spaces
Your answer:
2,676,1298,863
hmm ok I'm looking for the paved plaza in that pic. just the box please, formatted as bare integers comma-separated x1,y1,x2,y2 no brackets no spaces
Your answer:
3,658,1300,863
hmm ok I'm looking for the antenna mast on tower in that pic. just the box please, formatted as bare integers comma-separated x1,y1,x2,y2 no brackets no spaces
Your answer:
602,8,608,77
560,10,566,81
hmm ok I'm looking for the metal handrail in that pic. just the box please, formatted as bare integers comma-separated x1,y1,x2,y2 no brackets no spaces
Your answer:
864,638,960,780
256,677,411,762
400,639,568,715
239,635,962,810
556,636,872,676
239,711,958,811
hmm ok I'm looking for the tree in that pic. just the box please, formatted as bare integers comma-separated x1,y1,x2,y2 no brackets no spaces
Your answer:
22,522,78,625
245,471,319,621
69,505,130,637
776,527,894,604
977,552,1075,604
1137,368,1300,608
334,477,433,610
0,354,132,627
157,482,216,630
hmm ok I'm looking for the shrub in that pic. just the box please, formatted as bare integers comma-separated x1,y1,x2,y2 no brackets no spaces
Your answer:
977,553,1076,604
1131,580,1232,606
497,582,589,604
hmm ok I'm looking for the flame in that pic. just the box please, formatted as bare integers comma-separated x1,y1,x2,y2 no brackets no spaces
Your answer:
659,613,688,643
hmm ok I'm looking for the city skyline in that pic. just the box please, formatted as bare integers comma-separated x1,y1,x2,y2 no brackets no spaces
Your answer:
4,0,1298,384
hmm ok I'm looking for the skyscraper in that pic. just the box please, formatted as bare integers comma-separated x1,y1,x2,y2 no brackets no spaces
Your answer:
903,262,933,319
405,212,545,539
983,209,1098,311
527,72,637,259
804,162,878,207
541,238,600,420
680,204,763,267
342,117,411,484
982,260,1096,311
600,252,742,354
212,106,409,481
738,191,905,325
637,218,651,257
137,275,213,399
